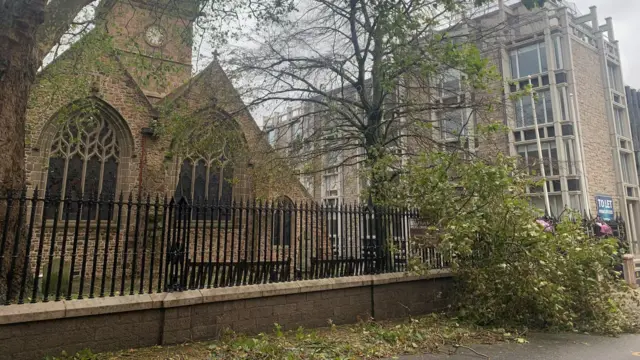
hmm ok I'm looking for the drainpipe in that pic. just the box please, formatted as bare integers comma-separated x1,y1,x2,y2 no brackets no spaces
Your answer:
138,135,146,193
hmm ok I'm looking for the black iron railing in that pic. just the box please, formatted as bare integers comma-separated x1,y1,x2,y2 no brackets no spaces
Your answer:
0,191,446,305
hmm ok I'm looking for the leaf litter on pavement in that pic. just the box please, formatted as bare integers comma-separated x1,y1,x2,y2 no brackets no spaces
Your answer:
61,314,521,360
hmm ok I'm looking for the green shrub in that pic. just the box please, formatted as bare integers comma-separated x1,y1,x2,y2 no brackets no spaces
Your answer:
387,151,631,334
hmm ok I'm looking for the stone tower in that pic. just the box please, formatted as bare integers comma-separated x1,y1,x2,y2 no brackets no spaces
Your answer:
103,0,197,102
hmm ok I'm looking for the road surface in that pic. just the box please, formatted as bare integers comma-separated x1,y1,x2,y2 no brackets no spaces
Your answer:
397,333,640,360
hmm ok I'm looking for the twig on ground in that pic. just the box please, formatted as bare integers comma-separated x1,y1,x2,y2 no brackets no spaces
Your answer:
453,344,490,358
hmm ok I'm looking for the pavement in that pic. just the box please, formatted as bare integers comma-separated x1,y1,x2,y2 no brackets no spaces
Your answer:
396,333,640,360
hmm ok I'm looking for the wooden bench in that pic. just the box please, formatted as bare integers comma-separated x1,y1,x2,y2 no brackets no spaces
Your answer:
185,258,292,288
310,257,376,277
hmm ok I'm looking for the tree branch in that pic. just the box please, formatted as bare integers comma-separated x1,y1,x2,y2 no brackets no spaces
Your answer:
36,0,98,62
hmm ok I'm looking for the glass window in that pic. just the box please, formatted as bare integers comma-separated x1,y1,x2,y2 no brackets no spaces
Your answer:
510,52,518,80
175,155,234,219
325,198,338,207
323,200,341,252
325,150,340,173
564,139,576,175
559,87,568,121
614,107,628,137
544,91,553,122
267,129,276,145
44,157,65,219
517,45,540,77
561,124,573,136
272,197,293,246
220,163,234,206
539,43,548,73
324,174,339,197
175,160,194,202
439,69,461,97
515,90,553,128
567,179,580,191
193,160,207,203
328,217,339,239
207,163,221,203
531,194,563,216
45,114,120,220
621,152,634,184
554,36,563,70
544,147,559,176
510,42,548,78
517,142,557,176
361,211,376,239
64,156,84,217
570,194,583,212
608,63,620,91
439,108,467,140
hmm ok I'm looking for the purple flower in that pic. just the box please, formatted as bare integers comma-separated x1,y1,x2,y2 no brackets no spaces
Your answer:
536,219,554,232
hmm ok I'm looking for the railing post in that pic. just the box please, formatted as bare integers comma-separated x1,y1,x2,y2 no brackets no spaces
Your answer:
0,196,449,306
623,254,637,288
373,204,384,274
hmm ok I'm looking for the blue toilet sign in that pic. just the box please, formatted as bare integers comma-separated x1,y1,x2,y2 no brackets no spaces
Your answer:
595,195,614,221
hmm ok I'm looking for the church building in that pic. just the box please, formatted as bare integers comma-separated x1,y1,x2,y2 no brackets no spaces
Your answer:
24,0,309,208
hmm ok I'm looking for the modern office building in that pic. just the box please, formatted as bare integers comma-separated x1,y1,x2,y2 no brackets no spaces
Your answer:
626,86,640,181
263,102,366,207
481,1,640,250
264,1,640,251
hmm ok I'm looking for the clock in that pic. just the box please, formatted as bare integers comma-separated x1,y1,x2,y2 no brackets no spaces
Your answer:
145,25,166,47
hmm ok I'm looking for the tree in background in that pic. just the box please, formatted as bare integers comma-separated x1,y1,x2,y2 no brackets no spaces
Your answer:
230,0,547,202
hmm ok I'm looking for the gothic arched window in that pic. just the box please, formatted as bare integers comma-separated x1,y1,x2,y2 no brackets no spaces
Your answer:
272,196,293,246
172,111,245,219
44,113,120,220
174,151,234,219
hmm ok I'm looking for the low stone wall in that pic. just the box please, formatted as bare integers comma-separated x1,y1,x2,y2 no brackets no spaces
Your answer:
0,271,453,360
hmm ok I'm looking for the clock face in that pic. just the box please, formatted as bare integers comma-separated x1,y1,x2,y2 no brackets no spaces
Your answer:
145,25,166,47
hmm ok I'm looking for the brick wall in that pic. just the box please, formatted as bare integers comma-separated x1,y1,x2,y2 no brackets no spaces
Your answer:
475,48,511,160
0,309,163,360
180,286,373,343
0,274,453,360
571,39,621,212
104,0,195,97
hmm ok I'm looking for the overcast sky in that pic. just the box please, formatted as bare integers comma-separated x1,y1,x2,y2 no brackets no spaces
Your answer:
573,0,640,87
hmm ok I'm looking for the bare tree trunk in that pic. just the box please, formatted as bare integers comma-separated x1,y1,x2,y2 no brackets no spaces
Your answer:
0,0,46,303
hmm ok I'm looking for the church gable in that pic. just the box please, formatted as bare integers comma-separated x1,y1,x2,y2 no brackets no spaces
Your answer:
29,44,155,146
159,60,273,159
158,105,253,202
158,62,311,201
25,42,155,195
25,0,310,203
